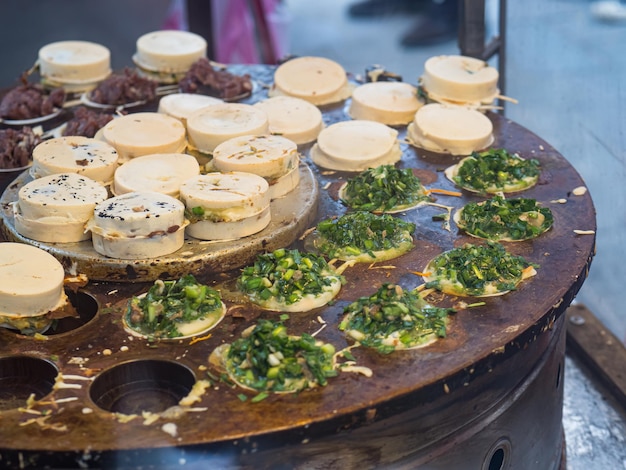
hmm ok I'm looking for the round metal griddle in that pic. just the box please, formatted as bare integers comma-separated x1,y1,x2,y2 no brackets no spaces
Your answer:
0,65,596,469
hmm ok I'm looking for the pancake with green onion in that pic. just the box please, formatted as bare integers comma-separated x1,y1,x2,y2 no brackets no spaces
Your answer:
209,319,337,394
339,284,455,354
307,211,415,262
237,248,344,312
422,242,537,297
124,275,226,340
445,148,540,194
454,195,553,241
339,164,431,213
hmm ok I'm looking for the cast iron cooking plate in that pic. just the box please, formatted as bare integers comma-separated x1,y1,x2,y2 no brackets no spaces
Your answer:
0,65,595,468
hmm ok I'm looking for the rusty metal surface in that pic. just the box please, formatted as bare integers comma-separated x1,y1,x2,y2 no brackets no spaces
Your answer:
0,65,596,467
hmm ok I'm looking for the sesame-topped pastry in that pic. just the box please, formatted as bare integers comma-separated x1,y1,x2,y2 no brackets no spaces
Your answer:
86,191,188,259
212,135,300,199
14,172,108,243
180,172,270,241
31,136,119,183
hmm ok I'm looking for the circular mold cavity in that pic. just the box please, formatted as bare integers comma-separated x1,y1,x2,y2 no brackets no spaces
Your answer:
90,359,196,415
46,290,99,336
0,356,58,411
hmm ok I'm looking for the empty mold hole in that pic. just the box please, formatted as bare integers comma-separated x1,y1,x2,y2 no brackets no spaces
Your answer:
0,356,58,411
89,359,195,415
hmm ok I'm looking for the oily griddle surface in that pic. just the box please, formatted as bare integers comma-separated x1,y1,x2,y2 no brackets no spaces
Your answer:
0,66,596,454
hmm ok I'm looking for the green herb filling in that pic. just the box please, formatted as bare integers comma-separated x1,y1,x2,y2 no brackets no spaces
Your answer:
425,242,537,296
458,195,553,240
125,275,223,339
342,165,430,212
225,319,337,392
238,248,343,306
315,211,415,260
339,284,454,354
453,148,540,193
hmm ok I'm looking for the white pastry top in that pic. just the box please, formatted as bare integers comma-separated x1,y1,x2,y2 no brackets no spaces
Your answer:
101,112,187,161
158,93,223,123
270,56,354,105
310,120,401,171
406,103,494,156
31,136,119,183
113,153,200,197
212,135,299,181
17,173,108,222
349,81,423,125
0,243,66,317
420,55,499,105
38,40,111,85
134,30,207,73
253,96,324,145
87,191,186,239
180,172,270,222
186,103,269,153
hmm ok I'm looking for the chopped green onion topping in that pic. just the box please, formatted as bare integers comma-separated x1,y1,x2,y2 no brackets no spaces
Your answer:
238,248,343,306
342,165,430,212
315,211,415,260
225,319,337,393
453,148,540,193
425,242,537,296
125,275,223,339
339,284,454,354
457,195,553,240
